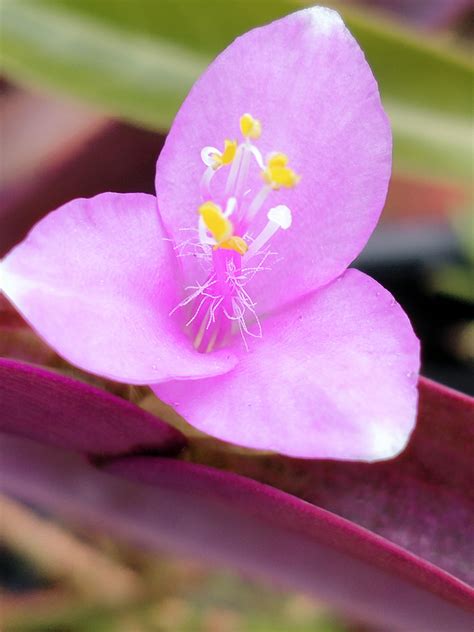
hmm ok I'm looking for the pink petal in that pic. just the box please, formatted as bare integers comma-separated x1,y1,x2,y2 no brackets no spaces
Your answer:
156,7,391,314
0,358,185,456
153,269,420,460
1,435,472,630
1,193,236,383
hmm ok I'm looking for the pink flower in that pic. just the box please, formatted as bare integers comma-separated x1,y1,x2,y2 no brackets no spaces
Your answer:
0,7,419,460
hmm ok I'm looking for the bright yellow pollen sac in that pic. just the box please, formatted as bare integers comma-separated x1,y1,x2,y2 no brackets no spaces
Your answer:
221,139,238,164
198,202,248,256
212,139,237,170
199,201,233,243
263,152,301,190
219,236,249,255
240,113,262,140
268,153,289,168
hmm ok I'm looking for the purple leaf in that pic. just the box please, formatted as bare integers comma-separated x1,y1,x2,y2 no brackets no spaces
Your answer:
0,357,472,627
0,432,472,631
0,357,185,456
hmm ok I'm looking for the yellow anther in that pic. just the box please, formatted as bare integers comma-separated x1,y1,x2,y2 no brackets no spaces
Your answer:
221,139,237,164
198,201,247,256
212,139,237,170
218,236,249,256
240,113,262,140
267,153,288,168
199,202,233,243
262,152,300,190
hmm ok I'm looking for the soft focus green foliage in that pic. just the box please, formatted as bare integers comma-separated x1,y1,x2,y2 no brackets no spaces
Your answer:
1,0,472,183
431,210,474,303
4,548,346,632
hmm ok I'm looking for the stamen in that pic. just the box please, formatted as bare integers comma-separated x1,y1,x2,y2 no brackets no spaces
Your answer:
199,201,233,244
245,184,271,224
189,115,299,351
201,140,237,170
234,144,251,198
229,143,265,199
201,146,221,167
193,309,209,349
240,113,262,140
262,152,300,189
198,216,215,245
198,200,248,256
247,144,265,169
205,325,220,353
219,236,248,255
220,139,238,165
224,197,237,218
225,144,244,195
200,166,215,199
244,205,292,261
200,141,239,198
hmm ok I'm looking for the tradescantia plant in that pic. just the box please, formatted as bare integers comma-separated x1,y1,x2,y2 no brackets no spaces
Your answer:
0,6,473,630
0,7,419,460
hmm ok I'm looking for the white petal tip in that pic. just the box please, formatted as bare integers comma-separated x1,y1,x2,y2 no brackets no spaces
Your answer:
299,7,344,36
369,423,412,461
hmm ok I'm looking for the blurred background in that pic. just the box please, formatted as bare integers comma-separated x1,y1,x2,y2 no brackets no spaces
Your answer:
1,1,473,630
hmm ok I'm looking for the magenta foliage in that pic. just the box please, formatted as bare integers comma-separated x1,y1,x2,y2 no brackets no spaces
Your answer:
0,357,184,456
0,358,472,630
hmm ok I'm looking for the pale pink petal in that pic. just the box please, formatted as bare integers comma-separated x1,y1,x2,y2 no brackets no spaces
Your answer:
156,7,391,315
0,193,236,383
153,270,420,461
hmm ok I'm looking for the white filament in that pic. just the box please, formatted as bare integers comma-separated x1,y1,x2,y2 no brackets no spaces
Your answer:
198,216,215,246
200,166,215,199
224,142,264,197
201,146,220,167
243,205,292,261
224,197,237,217
245,185,271,225
224,144,243,195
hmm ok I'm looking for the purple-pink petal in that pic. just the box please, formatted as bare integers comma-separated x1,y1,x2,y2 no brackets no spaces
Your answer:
0,433,472,631
156,7,391,314
0,192,237,383
153,269,420,460
0,358,185,456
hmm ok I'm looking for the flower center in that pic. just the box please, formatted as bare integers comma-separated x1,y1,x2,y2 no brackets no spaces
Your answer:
173,113,300,352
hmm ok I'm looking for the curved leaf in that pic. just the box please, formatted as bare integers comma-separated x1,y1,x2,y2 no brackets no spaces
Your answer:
0,433,472,631
0,357,185,456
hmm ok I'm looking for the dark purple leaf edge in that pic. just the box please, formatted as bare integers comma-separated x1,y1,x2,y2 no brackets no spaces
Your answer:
0,357,185,456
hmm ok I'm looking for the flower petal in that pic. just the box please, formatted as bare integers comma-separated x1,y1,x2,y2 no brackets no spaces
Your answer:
0,193,236,383
156,7,391,314
153,269,420,460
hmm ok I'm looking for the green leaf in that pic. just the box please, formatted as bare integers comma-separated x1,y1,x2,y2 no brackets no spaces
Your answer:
1,0,472,183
